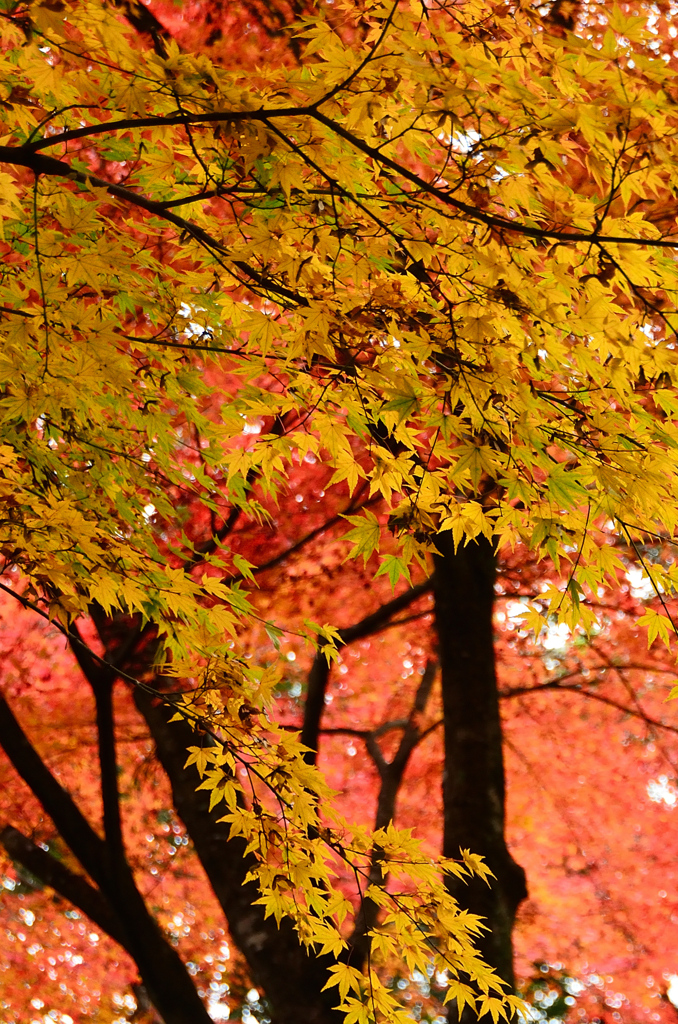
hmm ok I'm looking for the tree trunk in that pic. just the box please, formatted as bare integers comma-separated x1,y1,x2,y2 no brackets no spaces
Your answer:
134,688,346,1024
433,534,527,990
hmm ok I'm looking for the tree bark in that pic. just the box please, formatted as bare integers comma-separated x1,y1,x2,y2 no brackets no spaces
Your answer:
433,534,527,991
134,688,346,1024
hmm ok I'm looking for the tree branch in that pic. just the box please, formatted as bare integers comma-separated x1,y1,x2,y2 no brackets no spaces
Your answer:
300,579,433,762
67,620,135,868
11,112,678,248
0,691,108,887
502,679,678,734
350,660,437,960
0,146,305,308
227,486,376,585
116,0,170,58
0,825,131,953
339,579,433,645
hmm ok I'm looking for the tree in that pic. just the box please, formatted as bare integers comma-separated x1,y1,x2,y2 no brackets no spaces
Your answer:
1,0,678,1021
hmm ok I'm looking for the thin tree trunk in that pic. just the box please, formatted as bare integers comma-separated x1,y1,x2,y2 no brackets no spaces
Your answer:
433,534,527,991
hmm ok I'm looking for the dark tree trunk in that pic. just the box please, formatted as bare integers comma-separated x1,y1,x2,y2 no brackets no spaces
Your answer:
433,534,527,990
134,688,346,1024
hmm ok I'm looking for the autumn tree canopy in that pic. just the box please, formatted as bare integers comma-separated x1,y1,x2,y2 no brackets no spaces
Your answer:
2,0,678,1022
